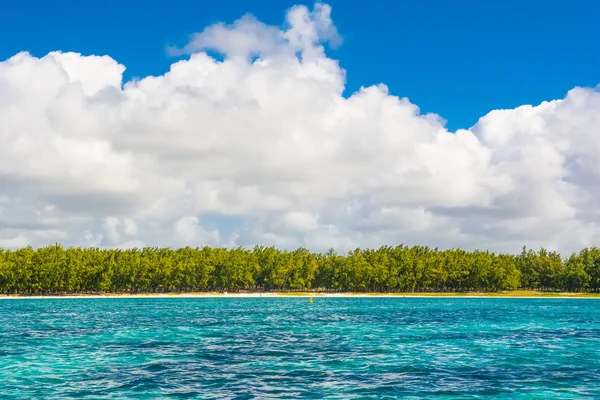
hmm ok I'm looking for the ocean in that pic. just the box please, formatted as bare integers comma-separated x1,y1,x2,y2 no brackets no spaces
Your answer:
0,298,598,398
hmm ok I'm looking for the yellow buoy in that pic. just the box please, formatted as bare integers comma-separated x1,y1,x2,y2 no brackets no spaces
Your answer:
309,297,313,303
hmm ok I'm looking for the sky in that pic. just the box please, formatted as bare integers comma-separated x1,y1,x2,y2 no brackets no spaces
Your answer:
1,1,600,253
2,0,599,131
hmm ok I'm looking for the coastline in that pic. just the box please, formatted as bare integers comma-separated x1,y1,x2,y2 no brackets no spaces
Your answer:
1,290,600,299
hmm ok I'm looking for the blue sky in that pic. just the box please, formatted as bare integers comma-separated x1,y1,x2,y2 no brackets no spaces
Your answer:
2,0,598,131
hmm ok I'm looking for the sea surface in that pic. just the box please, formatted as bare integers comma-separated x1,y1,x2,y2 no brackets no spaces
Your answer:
0,298,599,399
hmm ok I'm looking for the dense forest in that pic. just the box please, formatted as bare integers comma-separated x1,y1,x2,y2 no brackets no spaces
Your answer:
0,245,599,294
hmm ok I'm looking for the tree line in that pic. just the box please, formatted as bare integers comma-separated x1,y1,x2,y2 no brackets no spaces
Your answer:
0,245,599,294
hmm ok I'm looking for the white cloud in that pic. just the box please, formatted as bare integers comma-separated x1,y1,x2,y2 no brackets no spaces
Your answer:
281,211,319,232
103,217,120,243
123,218,138,236
173,216,220,247
0,3,599,254
0,236,29,249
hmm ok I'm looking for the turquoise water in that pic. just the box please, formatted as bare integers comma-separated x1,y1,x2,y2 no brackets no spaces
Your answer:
0,298,599,399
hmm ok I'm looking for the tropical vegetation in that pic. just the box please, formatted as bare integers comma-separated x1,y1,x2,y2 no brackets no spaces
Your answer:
0,245,599,294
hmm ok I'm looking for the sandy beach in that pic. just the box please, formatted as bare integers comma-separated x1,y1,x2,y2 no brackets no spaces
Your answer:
1,291,600,299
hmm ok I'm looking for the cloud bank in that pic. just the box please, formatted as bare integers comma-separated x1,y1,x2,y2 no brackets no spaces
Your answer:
1,3,600,254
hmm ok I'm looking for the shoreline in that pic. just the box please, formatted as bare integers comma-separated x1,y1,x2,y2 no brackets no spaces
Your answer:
1,291,600,299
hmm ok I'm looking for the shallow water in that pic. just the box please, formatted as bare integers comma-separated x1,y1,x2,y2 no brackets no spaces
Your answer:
0,298,599,398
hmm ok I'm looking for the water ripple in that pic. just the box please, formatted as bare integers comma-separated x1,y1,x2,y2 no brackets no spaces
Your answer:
0,298,599,398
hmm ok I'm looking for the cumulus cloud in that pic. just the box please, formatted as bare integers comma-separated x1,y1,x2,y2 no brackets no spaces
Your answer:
0,3,599,254
173,216,220,247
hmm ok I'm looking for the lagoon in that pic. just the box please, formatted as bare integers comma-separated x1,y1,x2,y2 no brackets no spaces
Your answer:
1,298,599,398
